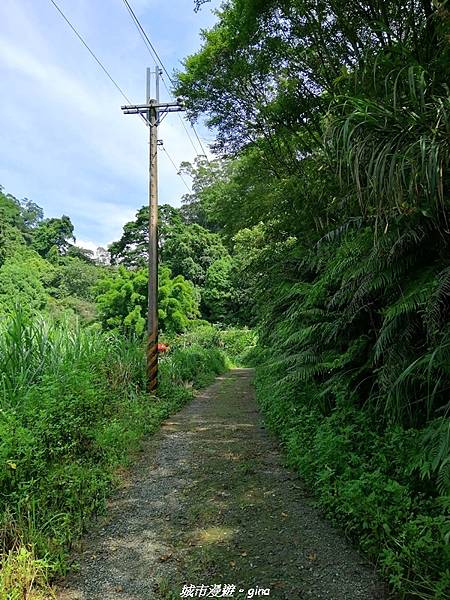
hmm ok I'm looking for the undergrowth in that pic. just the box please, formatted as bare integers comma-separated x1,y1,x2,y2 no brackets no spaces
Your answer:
163,323,257,367
255,368,450,599
253,224,450,599
0,312,232,598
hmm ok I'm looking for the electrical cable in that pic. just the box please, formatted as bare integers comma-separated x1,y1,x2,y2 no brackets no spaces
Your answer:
122,0,172,82
49,0,150,128
121,0,210,160
49,0,132,105
50,0,194,188
161,145,192,193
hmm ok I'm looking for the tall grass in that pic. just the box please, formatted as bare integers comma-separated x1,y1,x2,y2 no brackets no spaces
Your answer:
0,312,231,598
0,314,131,404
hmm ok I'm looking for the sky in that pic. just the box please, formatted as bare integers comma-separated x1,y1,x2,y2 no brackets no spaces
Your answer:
0,0,220,251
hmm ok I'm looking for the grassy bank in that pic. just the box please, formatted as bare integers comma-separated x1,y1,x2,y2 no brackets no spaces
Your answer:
0,313,232,598
254,366,450,599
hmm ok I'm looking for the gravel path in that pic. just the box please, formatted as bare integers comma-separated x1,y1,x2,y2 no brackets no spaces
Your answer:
57,368,388,600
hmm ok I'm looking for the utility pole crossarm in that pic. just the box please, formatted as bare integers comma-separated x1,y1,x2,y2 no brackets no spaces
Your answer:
121,101,184,110
121,67,185,394
121,101,185,119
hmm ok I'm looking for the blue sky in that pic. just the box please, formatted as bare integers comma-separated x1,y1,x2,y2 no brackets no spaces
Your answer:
0,0,220,251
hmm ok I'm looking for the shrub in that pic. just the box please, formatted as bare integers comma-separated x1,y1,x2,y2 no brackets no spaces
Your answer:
95,265,200,335
166,322,256,366
0,311,229,597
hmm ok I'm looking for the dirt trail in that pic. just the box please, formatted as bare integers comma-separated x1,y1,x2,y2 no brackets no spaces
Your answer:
58,369,388,600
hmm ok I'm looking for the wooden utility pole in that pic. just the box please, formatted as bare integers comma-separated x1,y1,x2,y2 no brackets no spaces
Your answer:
121,68,185,392
147,68,159,392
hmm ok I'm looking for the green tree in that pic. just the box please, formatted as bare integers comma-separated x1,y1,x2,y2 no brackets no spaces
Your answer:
65,245,95,263
95,265,199,335
19,198,43,230
0,219,23,269
0,189,52,314
202,255,235,322
50,257,103,302
0,190,22,229
108,203,234,324
179,157,225,231
32,216,75,258
158,266,201,333
0,248,53,316
109,204,184,268
161,223,227,287
175,3,450,596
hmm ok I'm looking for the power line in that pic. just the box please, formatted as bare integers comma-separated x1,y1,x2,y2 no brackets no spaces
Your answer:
121,0,210,161
161,75,209,159
49,0,151,129
190,120,209,159
49,0,133,106
49,0,189,191
161,145,192,193
159,72,209,161
122,0,172,82
179,115,203,155
122,1,159,67
159,75,200,155
118,1,203,158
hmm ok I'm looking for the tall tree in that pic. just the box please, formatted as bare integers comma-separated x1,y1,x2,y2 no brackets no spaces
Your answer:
32,216,75,258
161,223,228,287
109,204,184,268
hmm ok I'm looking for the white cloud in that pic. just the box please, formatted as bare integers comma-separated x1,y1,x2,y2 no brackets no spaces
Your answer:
0,0,218,247
75,238,99,253
0,29,203,202
0,36,99,116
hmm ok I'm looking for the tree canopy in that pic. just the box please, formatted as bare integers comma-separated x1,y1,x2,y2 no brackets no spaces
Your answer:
172,2,450,596
95,265,200,335
32,216,75,258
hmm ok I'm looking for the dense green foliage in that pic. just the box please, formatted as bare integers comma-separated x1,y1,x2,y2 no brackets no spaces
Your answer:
0,179,256,598
109,203,251,324
31,216,74,258
95,265,200,335
3,0,450,597
256,367,450,598
0,188,241,331
0,312,233,597
0,187,105,324
0,184,252,597
168,323,257,367
175,1,450,597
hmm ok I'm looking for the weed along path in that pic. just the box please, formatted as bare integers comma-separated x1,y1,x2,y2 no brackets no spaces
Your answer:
57,369,387,600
